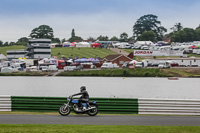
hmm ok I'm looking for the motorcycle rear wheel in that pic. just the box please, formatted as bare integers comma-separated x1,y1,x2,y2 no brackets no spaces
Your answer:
88,105,98,116
59,105,70,116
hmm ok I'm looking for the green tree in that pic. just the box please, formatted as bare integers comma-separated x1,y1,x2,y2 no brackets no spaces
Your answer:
110,36,119,41
30,25,54,39
3,42,9,46
61,38,66,43
97,35,109,41
183,28,195,42
137,31,156,42
87,37,96,42
128,36,135,42
0,40,3,47
195,28,200,41
173,30,186,42
171,23,183,32
9,42,16,46
196,24,200,30
52,38,61,44
68,36,83,42
120,32,128,42
71,29,75,37
16,37,28,46
133,14,167,41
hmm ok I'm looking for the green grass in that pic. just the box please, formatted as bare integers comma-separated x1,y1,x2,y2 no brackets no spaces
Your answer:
0,45,25,55
0,124,200,133
0,46,116,59
188,54,200,57
57,68,172,77
51,47,116,58
0,72,48,76
122,49,134,53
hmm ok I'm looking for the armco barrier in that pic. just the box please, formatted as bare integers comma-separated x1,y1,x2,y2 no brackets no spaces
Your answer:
138,98,200,115
11,96,138,114
0,95,11,111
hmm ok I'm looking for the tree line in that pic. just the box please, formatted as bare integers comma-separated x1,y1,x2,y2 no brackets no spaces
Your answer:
1,14,200,47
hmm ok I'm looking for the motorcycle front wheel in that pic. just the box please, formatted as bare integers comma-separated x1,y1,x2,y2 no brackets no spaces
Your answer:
59,105,70,116
88,104,98,116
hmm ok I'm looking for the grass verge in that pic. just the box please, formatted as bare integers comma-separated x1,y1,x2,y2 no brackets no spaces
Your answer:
57,68,172,77
0,124,200,133
0,72,49,76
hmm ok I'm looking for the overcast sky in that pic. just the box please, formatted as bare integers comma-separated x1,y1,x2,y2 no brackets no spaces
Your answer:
0,0,200,42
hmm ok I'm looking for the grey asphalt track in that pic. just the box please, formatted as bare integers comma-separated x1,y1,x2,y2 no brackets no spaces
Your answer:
0,114,200,126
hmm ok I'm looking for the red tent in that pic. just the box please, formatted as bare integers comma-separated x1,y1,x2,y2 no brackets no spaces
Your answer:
190,45,198,49
92,43,101,48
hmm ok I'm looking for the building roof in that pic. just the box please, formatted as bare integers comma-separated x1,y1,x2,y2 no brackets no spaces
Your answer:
103,54,132,61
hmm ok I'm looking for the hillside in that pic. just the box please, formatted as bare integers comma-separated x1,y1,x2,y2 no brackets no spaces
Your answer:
0,45,117,59
51,47,116,58
0,45,25,55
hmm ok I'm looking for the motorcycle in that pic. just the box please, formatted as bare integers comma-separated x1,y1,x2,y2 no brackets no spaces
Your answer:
59,95,98,116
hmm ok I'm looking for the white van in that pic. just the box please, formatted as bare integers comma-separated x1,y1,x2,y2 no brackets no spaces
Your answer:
158,61,171,68
101,63,119,69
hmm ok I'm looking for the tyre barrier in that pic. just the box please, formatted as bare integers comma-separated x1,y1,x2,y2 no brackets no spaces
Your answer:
2,95,200,115
11,96,138,114
138,98,200,115
0,95,11,111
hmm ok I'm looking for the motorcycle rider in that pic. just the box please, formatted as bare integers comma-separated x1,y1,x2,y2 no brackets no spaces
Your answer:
72,86,90,110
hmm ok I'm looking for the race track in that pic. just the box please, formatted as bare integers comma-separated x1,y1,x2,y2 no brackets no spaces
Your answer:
0,114,200,126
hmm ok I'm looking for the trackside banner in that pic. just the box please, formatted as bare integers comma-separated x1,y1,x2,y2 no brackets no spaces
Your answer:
133,50,184,56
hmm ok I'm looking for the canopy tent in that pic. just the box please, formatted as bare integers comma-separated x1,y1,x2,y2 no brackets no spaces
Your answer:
70,43,76,47
87,58,100,63
76,42,90,47
190,45,199,49
74,58,87,63
75,58,100,63
0,54,7,60
62,42,71,47
92,43,101,48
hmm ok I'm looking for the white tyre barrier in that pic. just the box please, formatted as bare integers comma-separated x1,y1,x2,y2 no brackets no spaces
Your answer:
138,98,200,115
0,95,11,111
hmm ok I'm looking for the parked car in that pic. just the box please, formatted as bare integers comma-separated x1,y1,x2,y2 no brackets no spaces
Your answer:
122,61,129,68
64,64,83,71
64,66,76,71
41,66,49,72
124,44,132,49
135,62,143,68
141,46,149,50
48,65,58,72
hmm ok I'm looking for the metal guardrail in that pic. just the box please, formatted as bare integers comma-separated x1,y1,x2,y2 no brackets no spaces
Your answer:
0,95,11,111
11,96,138,114
138,98,200,115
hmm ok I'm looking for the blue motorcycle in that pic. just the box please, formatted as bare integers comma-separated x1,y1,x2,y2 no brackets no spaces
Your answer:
59,95,98,116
